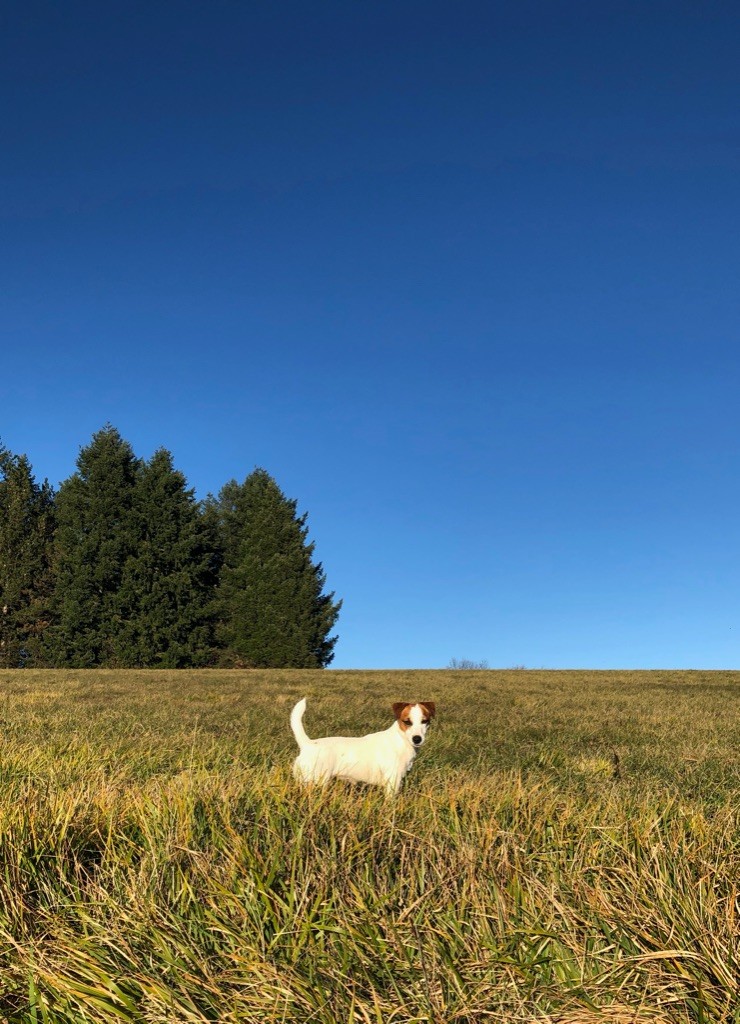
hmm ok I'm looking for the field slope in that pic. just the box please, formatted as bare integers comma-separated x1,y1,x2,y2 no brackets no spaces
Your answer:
0,669,737,1023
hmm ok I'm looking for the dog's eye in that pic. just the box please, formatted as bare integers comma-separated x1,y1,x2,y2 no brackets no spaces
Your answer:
422,720,429,726
403,719,413,726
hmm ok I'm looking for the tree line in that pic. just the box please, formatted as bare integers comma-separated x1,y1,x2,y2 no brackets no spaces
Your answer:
0,426,341,669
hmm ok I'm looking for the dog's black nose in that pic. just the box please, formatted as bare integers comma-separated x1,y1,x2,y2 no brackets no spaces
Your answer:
412,735,422,745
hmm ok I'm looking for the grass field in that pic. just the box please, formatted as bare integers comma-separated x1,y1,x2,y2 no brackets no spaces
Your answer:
0,668,737,1023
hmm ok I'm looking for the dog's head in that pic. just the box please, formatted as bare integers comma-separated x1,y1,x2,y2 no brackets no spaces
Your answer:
392,701,436,748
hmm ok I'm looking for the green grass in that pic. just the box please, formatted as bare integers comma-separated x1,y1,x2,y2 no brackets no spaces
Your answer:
0,669,737,1022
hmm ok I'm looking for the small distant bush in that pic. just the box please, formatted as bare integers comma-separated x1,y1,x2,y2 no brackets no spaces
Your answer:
447,657,490,669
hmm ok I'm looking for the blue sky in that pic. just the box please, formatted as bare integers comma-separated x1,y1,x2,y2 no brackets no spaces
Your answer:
2,1,739,668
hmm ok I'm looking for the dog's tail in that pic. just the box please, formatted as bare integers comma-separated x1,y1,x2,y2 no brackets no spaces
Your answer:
290,698,312,749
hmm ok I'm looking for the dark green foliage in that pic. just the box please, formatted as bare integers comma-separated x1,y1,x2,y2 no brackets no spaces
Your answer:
44,426,141,667
0,443,56,667
114,449,221,667
216,469,341,668
46,428,222,668
5,428,340,668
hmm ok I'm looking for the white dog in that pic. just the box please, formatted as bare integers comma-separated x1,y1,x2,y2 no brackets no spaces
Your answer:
290,698,436,796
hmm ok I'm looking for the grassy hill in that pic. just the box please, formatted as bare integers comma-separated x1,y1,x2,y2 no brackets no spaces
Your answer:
0,668,737,1023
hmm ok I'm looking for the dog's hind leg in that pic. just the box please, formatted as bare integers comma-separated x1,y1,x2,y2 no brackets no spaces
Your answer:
293,752,333,789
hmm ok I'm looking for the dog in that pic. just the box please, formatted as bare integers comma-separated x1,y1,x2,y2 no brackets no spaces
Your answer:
290,698,436,796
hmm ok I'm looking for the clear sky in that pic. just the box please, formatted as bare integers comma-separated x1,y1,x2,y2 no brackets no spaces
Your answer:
2,1,739,669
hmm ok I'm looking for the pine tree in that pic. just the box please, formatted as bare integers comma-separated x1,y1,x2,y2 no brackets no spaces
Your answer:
216,469,341,667
0,444,56,667
44,425,141,667
114,448,221,667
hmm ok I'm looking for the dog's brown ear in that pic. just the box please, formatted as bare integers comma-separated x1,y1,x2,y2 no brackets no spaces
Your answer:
420,702,436,718
392,702,409,719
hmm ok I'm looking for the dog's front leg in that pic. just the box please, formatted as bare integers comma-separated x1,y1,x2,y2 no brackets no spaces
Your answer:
383,771,404,798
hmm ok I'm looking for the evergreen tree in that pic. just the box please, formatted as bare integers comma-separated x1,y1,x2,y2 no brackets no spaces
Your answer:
216,469,341,667
45,425,140,667
114,448,221,667
0,444,56,667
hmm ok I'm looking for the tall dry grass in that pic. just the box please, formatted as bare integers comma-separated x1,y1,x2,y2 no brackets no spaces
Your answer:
0,669,736,1023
